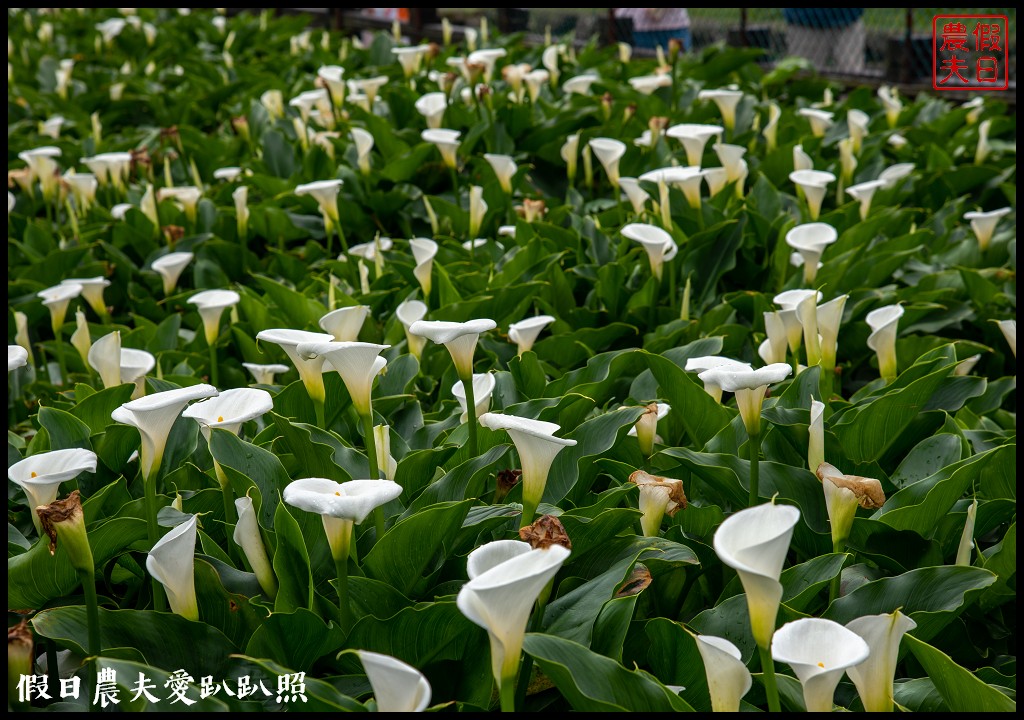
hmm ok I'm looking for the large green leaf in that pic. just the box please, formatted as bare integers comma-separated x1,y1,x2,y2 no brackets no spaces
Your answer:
244,608,346,672
905,635,1016,712
272,502,314,613
37,406,93,451
523,633,693,711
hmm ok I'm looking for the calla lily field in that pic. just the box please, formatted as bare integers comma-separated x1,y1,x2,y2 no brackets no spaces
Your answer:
7,7,1017,713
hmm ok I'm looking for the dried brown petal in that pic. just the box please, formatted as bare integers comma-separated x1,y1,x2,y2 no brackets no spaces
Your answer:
36,490,84,556
519,514,572,551
162,225,185,243
8,619,33,653
816,462,886,509
615,566,652,598
629,469,688,515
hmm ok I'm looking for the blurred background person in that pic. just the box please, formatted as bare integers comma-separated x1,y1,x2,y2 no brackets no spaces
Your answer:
615,8,692,52
784,8,865,73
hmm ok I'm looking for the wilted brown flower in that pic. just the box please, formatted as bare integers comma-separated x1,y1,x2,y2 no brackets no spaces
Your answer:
36,490,84,556
519,514,572,551
815,463,885,509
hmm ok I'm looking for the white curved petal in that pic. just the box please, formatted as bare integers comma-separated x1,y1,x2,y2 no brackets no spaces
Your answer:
319,306,370,342
507,315,555,355
785,223,837,283
295,342,388,415
9,448,98,524
846,611,918,713
589,138,626,187
963,207,1011,252
283,478,402,524
771,618,870,712
695,634,752,713
866,304,903,383
89,331,123,390
452,373,496,422
255,329,334,403
8,345,28,372
478,413,576,510
233,495,277,598
182,388,274,435
358,651,432,713
996,319,1015,357
151,252,194,295
409,319,496,377
146,515,199,620
396,300,428,358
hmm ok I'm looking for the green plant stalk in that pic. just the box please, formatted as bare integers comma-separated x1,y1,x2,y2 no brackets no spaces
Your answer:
829,538,844,604
515,579,553,707
361,411,386,544
499,671,517,712
143,472,167,612
79,567,100,709
313,397,326,429
748,430,761,507
461,371,479,457
334,555,354,632
820,363,835,402
324,215,334,259
53,328,68,387
648,275,660,332
758,644,781,712
208,342,219,386
519,497,539,530
667,260,677,316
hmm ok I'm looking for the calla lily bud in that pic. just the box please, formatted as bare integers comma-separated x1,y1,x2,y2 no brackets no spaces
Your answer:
714,502,800,648
698,89,744,131
151,251,194,296
468,185,488,238
694,633,752,712
70,310,92,367
422,129,461,169
629,469,686,537
817,294,848,376
233,186,249,238
37,490,94,575
508,316,555,355
877,85,902,128
808,398,825,473
846,611,917,712
453,373,496,423
975,118,992,165
866,304,903,383
479,413,576,526
147,515,199,620
373,424,398,480
484,153,517,195
996,319,1015,357
786,223,837,285
955,499,978,566
560,134,579,182
799,108,834,138
763,102,782,151
88,330,122,390
628,402,670,456
816,462,885,547
233,496,277,599
772,618,870,712
14,311,34,368
358,651,432,713
188,289,240,346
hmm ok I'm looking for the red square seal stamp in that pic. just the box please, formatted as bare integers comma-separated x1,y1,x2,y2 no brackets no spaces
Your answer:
933,14,1009,90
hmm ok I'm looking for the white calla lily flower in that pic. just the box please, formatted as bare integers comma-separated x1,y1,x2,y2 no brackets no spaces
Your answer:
562,74,598,96
392,45,429,78
666,123,724,168
524,69,549,103
320,306,370,342
453,373,496,423
775,289,822,367
295,179,343,224
111,384,218,480
410,319,496,378
629,73,672,95
846,610,918,713
317,65,346,105
878,163,914,189
213,166,243,182
698,364,793,436
817,462,885,547
866,304,904,383
962,96,985,124
260,89,285,119
478,413,576,526
508,315,556,355
888,133,909,149
975,118,992,165
296,342,388,416
619,177,651,214
714,502,800,648
409,237,438,297
785,223,837,284
698,89,744,131
146,515,199,620
589,138,626,189
358,651,432,713
422,129,461,169
396,300,429,358
120,348,155,399
62,277,110,320
792,144,814,173
846,179,886,220
9,449,97,533
64,171,98,213
713,143,747,184
763,102,782,151
996,319,1015,357
629,469,685,536
640,166,705,212
255,328,334,407
817,293,847,380
20,146,62,199
484,154,517,195
9,345,29,372
188,289,239,346
157,186,202,222
232,185,249,238
627,402,671,452
415,92,447,129
789,170,836,221
877,85,902,128
838,138,857,188
347,76,388,107
350,128,374,174
703,168,729,198
469,185,488,238
685,356,751,403
695,634,753,713
468,48,507,83
88,331,123,390
457,540,571,696
799,108,834,137
622,223,677,281
233,495,277,599
847,109,869,153
70,310,92,367
349,236,393,264
242,362,290,385
772,618,870,712
964,207,1011,252
809,398,825,473
110,203,132,220
38,283,82,334
560,133,580,182
284,477,402,559
182,388,274,439
151,252,194,296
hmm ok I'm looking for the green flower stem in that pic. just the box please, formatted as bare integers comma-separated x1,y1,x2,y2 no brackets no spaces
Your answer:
748,430,761,507
667,260,677,317
499,670,518,713
324,217,334,259
829,538,844,604
515,579,553,707
648,275,661,331
461,371,479,457
313,397,326,429
758,644,781,712
449,165,460,205
143,473,167,612
208,342,219,387
54,328,68,387
519,498,538,530
820,364,835,402
361,411,386,544
79,567,100,708
334,555,354,632
335,218,349,255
